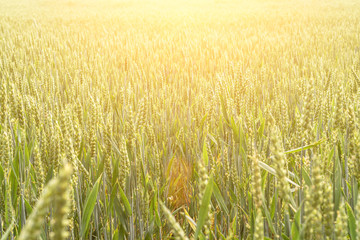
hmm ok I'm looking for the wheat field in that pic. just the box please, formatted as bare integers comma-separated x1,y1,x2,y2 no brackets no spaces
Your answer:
1,0,360,239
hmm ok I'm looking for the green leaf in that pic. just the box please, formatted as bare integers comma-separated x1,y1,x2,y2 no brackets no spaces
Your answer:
326,147,335,171
113,197,128,230
281,234,290,240
302,168,312,187
194,177,214,239
345,202,356,240
270,188,277,219
165,156,175,180
112,228,119,240
220,95,230,124
229,117,239,142
184,208,197,231
354,180,358,207
284,139,326,154
291,203,302,240
80,175,102,238
108,183,119,212
0,161,4,183
24,197,33,215
263,201,276,235
213,182,229,216
258,161,300,187
153,190,161,227
216,227,226,240
284,212,291,237
1,219,15,240
334,148,342,213
119,186,132,215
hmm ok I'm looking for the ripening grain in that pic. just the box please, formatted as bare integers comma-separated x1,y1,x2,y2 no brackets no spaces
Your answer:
1,0,360,239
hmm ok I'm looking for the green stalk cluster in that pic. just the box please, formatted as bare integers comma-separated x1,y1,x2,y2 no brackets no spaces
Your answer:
18,164,73,240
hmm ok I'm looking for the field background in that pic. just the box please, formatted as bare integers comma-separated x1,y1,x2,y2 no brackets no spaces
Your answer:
1,0,360,239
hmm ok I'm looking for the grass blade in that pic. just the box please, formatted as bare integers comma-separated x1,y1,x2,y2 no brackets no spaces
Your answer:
80,175,102,238
194,177,213,239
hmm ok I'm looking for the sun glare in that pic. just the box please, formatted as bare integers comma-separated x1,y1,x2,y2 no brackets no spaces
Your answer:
1,0,360,239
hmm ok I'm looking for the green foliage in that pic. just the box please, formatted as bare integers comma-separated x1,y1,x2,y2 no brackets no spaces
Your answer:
1,0,360,239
